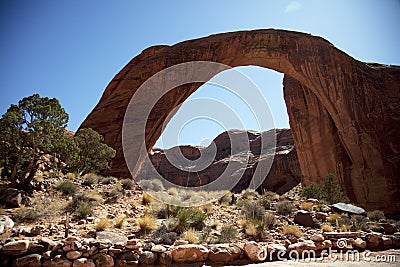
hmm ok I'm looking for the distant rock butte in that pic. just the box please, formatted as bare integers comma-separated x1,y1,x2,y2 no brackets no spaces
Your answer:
146,129,301,194
80,29,400,215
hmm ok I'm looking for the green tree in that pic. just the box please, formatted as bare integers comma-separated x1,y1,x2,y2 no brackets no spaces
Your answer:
301,173,348,204
0,94,74,190
70,128,116,175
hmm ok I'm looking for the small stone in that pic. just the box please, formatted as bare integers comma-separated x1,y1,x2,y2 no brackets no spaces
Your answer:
73,258,95,267
208,244,242,263
323,231,359,239
158,251,173,265
322,239,332,249
66,251,82,260
40,237,58,249
288,240,316,253
13,253,41,267
379,223,397,235
43,255,72,267
315,212,328,220
151,244,166,253
381,236,393,247
173,239,189,246
310,234,324,242
126,239,142,249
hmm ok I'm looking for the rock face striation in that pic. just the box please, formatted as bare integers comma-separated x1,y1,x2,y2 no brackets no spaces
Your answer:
80,29,400,215
148,129,301,194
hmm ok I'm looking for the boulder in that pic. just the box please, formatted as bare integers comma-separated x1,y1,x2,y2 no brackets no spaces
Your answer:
94,253,114,267
139,251,157,265
2,240,29,255
0,188,30,208
0,215,14,234
208,244,242,263
96,231,128,244
293,210,315,227
66,251,82,260
170,244,209,263
288,240,317,253
13,254,41,267
42,255,72,267
331,203,366,215
73,258,95,267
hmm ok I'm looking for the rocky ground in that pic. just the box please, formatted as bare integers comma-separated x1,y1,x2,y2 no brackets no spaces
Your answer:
0,174,399,266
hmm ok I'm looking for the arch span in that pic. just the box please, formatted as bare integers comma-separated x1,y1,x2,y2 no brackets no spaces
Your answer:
80,29,400,214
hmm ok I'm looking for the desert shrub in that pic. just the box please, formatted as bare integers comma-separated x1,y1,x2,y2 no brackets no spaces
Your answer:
301,183,325,200
351,215,369,231
14,207,42,222
258,191,279,209
301,201,314,211
115,215,127,228
245,222,260,239
367,210,385,221
219,192,233,204
137,214,157,234
183,228,199,244
138,179,165,191
218,225,238,243
239,200,266,221
340,224,351,232
327,213,341,223
66,192,100,218
174,207,207,232
321,223,334,232
55,180,78,196
99,176,115,185
150,224,178,245
121,179,135,190
336,215,351,227
263,212,276,229
282,224,303,238
241,189,259,199
95,218,109,231
142,192,154,205
65,173,76,180
302,174,348,204
276,200,294,215
82,173,100,185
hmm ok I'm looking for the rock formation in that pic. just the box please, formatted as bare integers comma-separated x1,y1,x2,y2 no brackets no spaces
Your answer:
80,29,400,215
147,129,301,194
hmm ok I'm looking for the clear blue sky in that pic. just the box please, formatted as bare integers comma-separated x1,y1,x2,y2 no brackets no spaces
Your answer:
1,1,399,148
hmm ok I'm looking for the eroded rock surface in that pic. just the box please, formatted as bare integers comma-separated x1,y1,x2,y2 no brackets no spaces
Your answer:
147,129,301,194
80,29,400,215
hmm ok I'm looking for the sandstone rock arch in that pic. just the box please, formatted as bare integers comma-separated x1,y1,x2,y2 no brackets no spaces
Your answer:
80,29,400,214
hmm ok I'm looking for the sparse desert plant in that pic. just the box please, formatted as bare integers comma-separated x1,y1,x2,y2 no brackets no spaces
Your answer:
209,219,221,230
263,212,276,229
327,213,341,224
65,172,76,180
245,222,259,238
241,189,259,199
82,173,100,185
137,214,157,234
138,179,165,191
167,187,179,196
115,215,127,228
95,218,109,231
367,210,385,221
200,203,213,214
282,224,304,238
99,176,115,185
219,192,233,204
321,223,334,232
218,225,238,243
258,191,279,209
351,215,369,231
301,201,314,211
142,192,154,205
84,192,103,203
340,224,351,232
301,182,325,200
66,192,100,218
239,200,266,221
121,179,135,190
175,207,207,232
76,202,95,218
337,216,351,227
13,207,42,222
183,228,199,244
55,180,78,196
276,200,294,215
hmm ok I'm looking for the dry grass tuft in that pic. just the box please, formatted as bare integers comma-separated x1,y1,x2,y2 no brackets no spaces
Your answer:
115,215,127,228
301,201,314,211
282,224,303,238
142,192,154,205
137,214,157,233
183,228,199,244
321,223,334,232
95,218,109,231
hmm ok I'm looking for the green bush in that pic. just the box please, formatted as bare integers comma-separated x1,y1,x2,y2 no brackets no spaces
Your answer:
55,180,78,196
121,179,135,190
14,207,42,222
276,200,294,215
301,173,348,204
239,200,266,221
218,225,238,243
82,173,100,185
367,210,385,221
66,192,100,219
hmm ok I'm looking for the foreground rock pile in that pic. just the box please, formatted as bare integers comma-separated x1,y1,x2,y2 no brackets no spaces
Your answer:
1,231,399,266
